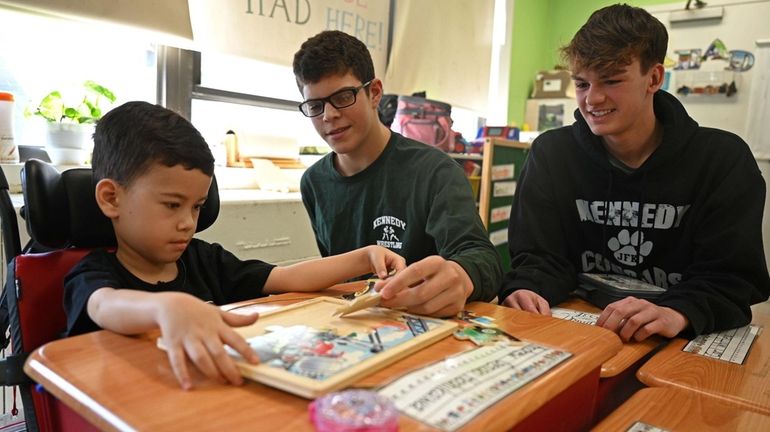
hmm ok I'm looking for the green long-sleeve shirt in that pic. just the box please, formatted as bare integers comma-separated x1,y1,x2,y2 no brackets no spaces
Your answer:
300,132,502,302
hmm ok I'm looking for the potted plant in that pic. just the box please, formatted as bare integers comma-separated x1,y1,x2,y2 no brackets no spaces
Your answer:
27,81,116,165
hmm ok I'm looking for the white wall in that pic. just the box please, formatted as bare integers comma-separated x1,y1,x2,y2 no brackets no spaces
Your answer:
648,0,770,142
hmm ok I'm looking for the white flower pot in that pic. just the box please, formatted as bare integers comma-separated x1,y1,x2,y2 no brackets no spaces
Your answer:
45,123,94,165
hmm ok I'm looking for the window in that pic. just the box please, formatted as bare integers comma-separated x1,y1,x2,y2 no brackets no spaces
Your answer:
0,8,157,148
191,51,324,161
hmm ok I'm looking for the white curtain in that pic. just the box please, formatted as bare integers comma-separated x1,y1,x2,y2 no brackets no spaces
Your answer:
746,41,770,159
384,0,495,112
0,0,193,40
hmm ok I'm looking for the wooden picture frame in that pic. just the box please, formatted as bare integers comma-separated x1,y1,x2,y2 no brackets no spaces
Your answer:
227,296,457,398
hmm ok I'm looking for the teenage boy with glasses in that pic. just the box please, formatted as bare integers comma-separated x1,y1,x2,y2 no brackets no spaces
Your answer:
293,30,502,317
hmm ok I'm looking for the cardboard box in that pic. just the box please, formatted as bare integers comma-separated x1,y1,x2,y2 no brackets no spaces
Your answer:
531,70,575,99
525,98,579,131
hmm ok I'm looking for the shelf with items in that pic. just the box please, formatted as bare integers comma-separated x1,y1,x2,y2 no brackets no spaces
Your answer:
453,138,531,273
673,69,739,97
448,138,530,231
448,152,484,205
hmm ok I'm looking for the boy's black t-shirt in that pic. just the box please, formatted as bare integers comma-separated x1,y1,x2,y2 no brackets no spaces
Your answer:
64,239,275,336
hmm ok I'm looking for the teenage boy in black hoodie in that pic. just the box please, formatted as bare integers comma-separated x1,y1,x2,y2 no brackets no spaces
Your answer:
500,4,770,342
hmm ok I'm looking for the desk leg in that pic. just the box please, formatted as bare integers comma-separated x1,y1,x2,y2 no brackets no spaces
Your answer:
512,368,600,432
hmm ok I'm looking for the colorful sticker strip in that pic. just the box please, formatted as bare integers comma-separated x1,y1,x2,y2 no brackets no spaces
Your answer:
378,341,571,431
682,324,761,365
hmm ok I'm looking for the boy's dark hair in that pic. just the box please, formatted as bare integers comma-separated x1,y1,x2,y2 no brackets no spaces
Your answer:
292,30,375,90
561,4,668,75
92,101,214,185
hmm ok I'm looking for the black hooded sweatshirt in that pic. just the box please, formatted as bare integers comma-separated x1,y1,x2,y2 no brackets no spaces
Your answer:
500,90,770,336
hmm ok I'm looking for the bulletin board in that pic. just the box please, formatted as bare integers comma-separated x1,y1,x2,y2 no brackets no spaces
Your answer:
478,138,530,273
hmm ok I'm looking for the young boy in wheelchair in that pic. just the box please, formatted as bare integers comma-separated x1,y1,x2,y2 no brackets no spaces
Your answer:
63,101,405,390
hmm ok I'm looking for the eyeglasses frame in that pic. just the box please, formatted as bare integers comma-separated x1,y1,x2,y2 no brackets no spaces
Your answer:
298,80,373,117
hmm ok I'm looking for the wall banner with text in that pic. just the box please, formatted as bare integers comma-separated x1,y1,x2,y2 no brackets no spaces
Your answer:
189,0,390,76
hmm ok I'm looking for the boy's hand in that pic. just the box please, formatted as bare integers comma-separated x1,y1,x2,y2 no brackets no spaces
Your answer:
364,245,406,278
155,293,260,390
376,255,472,317
596,296,689,342
502,289,551,315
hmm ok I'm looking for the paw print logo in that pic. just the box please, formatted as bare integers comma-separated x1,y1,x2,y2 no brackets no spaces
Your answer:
607,229,652,266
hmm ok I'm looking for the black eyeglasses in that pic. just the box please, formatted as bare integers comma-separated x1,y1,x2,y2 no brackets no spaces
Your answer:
298,80,372,117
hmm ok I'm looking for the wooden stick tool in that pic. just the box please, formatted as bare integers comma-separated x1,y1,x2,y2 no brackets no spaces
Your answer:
334,288,382,317
334,270,397,317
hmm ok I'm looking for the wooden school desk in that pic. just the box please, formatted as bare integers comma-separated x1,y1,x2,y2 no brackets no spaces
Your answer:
637,302,770,415
557,298,665,421
23,289,621,432
593,386,770,431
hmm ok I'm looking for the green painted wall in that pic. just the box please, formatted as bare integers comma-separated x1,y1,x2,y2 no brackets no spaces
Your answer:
507,0,551,128
507,0,677,126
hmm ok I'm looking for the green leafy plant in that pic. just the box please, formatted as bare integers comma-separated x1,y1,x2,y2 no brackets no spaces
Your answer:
27,81,116,124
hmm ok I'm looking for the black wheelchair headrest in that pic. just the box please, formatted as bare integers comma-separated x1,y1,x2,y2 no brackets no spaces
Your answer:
21,159,220,249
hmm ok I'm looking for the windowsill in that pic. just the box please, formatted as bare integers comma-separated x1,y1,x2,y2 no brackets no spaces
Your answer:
2,163,303,203
7,188,302,211
217,188,302,204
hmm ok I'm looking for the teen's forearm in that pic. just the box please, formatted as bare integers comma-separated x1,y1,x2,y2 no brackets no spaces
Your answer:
264,247,372,293
87,288,168,334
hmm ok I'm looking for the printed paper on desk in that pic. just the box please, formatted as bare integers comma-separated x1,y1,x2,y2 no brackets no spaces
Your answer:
378,341,571,432
491,164,514,181
551,307,600,326
682,324,761,365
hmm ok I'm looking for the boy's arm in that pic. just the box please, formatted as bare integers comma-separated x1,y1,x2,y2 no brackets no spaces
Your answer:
362,158,502,318
262,245,405,294
596,297,688,342
424,161,503,304
603,144,769,339
300,171,330,256
378,255,474,317
371,158,502,318
500,141,577,308
502,289,551,315
87,287,260,389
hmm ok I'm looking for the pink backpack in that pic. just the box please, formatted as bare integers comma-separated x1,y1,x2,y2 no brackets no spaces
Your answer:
391,96,454,152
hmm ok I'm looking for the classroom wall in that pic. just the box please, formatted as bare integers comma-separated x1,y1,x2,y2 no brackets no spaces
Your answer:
506,0,550,128
507,0,677,126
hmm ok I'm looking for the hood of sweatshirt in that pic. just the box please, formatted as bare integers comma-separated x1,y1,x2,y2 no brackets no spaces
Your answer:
571,90,700,176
